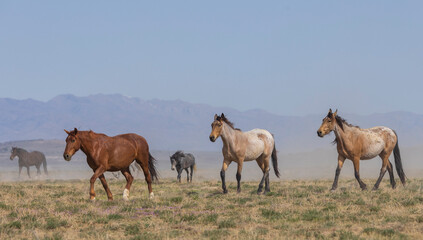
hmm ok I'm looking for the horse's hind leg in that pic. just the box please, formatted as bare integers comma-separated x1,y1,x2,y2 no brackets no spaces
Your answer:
36,165,41,175
387,161,396,189
26,167,31,178
121,167,134,201
185,168,189,183
135,158,154,199
236,160,244,193
256,158,266,194
99,174,113,201
190,166,194,182
18,166,22,178
373,153,389,190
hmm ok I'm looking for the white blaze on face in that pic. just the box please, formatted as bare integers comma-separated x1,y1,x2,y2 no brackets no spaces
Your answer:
123,189,130,201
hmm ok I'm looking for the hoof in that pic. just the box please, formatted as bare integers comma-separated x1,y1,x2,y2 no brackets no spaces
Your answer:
372,186,379,191
90,197,96,201
123,189,130,201
330,188,336,192
149,192,154,199
223,189,228,194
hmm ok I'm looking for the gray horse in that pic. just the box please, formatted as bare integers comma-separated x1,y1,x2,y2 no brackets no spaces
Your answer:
170,151,196,183
10,147,48,178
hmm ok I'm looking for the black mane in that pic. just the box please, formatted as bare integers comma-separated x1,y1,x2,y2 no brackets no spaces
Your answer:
334,115,359,131
217,114,241,131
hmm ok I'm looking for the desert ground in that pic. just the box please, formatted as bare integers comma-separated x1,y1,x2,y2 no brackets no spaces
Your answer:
1,140,423,239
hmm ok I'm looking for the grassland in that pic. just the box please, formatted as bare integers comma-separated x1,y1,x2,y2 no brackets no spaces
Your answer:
0,178,422,239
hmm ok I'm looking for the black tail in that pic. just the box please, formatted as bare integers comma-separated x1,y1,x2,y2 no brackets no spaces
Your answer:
42,157,48,175
271,144,280,178
148,153,159,181
393,131,406,186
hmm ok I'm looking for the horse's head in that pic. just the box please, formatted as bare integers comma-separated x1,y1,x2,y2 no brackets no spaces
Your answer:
63,128,81,161
170,151,182,170
10,147,17,160
170,156,177,170
317,109,337,137
210,113,225,142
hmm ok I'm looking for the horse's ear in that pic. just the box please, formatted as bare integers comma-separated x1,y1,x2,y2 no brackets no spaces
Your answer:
74,128,78,135
221,113,225,119
214,114,218,120
328,109,332,114
334,109,338,116
64,129,70,134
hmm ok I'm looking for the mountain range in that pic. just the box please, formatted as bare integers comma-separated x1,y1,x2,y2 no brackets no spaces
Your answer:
1,94,423,152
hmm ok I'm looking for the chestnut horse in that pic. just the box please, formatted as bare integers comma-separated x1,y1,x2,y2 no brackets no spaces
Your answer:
317,109,406,191
209,113,280,194
63,128,158,200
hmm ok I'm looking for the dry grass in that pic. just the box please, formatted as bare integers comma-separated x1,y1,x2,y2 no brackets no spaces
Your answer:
0,178,422,239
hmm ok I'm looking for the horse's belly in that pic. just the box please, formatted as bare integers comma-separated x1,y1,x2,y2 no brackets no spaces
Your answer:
361,141,384,160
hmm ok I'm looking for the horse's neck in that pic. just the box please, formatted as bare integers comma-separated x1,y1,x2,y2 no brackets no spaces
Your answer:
78,132,99,157
16,149,28,160
220,123,242,152
334,124,357,152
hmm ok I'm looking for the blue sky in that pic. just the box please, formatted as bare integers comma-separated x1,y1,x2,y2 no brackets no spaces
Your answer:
1,1,422,116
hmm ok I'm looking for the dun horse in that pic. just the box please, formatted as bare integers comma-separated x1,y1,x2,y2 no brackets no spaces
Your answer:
209,113,280,194
317,109,406,190
10,147,48,178
170,151,196,183
63,128,159,200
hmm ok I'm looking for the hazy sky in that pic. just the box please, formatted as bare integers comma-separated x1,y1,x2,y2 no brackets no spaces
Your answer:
1,1,422,116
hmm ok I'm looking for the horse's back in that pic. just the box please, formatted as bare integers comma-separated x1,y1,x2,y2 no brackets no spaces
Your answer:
360,126,397,159
244,129,274,161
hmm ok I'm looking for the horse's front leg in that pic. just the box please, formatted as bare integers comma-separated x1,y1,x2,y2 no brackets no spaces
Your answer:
177,168,182,183
26,167,31,178
99,174,113,201
352,158,367,190
331,155,346,191
18,166,22,178
220,159,231,194
236,160,244,193
90,166,106,201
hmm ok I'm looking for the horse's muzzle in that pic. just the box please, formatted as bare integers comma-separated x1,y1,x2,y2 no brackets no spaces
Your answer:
171,167,175,171
63,153,72,161
317,131,323,138
209,136,216,142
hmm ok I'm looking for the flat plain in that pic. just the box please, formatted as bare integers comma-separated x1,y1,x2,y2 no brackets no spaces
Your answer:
0,178,422,240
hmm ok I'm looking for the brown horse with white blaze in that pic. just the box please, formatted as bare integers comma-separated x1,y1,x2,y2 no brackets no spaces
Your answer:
63,128,158,200
317,109,406,191
209,113,280,194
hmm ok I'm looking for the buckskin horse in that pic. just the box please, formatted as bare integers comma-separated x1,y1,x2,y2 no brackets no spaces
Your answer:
10,147,48,178
317,109,406,191
209,113,280,194
63,128,158,200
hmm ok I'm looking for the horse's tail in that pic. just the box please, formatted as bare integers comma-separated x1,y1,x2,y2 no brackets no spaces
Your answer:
42,156,48,175
271,143,280,178
393,131,406,186
148,153,159,181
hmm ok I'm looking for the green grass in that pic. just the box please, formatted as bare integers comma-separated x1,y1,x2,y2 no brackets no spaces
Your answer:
0,178,421,239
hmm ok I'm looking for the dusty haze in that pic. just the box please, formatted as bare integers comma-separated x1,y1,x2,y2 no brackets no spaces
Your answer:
1,139,421,183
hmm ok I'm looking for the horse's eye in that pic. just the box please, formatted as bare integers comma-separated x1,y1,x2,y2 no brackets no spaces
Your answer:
71,139,75,143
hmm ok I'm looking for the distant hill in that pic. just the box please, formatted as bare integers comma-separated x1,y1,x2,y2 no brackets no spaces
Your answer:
1,94,423,152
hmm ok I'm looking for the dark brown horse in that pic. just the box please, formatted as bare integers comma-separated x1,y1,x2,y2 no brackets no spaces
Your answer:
63,128,158,201
10,147,47,178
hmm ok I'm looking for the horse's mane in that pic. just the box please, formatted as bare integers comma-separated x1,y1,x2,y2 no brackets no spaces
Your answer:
218,114,241,131
172,150,184,158
334,115,359,131
13,147,27,153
